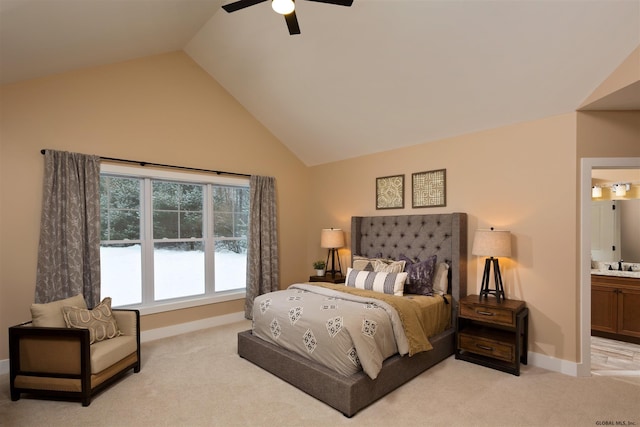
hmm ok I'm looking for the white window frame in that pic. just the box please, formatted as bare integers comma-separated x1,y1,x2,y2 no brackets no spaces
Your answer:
100,163,248,315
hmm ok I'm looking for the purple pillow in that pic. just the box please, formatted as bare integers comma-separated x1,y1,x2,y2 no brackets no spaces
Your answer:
400,255,437,296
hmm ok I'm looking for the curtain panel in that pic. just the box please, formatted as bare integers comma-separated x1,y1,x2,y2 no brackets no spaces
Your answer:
245,175,279,319
35,150,101,307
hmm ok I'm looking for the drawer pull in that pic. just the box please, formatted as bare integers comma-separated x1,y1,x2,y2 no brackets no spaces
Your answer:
476,310,495,316
476,344,494,351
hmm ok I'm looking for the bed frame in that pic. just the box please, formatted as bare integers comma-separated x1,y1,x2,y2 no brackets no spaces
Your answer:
238,213,467,417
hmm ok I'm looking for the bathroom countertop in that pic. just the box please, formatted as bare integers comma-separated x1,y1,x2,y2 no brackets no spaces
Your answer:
591,269,640,279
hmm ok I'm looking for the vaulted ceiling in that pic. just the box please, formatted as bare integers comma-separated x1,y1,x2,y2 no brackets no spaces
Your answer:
1,0,639,166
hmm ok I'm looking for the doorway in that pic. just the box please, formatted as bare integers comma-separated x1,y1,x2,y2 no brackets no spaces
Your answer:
580,157,640,377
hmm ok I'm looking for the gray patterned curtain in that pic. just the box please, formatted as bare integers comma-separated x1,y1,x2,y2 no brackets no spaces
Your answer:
35,150,101,307
245,175,279,319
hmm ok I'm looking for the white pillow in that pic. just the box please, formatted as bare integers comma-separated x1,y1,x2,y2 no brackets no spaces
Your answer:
433,262,450,295
345,268,407,296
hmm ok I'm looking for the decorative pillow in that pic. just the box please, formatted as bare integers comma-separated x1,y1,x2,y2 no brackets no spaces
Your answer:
352,255,399,271
62,297,121,344
31,294,88,328
374,259,406,274
433,262,450,295
345,268,407,296
352,256,377,271
402,255,437,296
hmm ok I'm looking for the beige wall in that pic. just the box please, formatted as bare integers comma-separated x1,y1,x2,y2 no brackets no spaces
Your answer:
1,48,637,367
309,113,580,362
0,52,310,359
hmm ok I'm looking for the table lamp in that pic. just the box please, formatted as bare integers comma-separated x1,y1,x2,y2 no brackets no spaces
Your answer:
472,227,512,301
321,228,344,278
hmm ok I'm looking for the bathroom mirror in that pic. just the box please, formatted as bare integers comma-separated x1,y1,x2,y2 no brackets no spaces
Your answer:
591,199,640,264
591,169,640,265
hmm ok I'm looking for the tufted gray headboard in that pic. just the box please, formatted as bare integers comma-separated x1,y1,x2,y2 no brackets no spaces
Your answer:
351,213,467,300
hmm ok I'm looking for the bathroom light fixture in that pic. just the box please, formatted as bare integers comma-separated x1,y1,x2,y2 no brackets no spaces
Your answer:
321,228,344,278
272,0,295,15
472,228,512,301
612,183,631,197
592,185,602,198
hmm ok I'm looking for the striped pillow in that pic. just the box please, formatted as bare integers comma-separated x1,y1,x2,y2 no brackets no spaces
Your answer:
345,268,407,296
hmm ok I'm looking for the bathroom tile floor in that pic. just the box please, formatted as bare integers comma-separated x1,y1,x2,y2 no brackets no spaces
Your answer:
591,336,640,385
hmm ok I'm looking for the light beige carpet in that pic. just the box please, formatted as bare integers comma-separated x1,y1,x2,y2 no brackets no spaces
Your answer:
2,320,639,427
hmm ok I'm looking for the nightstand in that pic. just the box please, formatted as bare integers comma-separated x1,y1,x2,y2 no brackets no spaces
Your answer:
456,294,528,376
309,274,345,284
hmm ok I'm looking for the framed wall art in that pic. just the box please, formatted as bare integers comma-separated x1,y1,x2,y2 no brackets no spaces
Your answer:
412,169,446,208
376,174,404,209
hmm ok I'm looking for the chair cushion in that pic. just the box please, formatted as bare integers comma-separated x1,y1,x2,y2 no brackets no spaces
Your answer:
112,310,137,337
62,297,121,344
90,335,138,374
31,294,87,327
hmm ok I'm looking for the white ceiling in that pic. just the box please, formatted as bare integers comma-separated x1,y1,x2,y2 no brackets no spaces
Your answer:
1,0,639,166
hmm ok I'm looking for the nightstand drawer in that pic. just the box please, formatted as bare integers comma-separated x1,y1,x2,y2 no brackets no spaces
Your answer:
458,332,515,363
460,302,515,327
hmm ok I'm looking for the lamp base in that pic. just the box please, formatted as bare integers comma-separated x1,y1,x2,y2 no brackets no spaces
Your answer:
479,257,506,301
325,248,343,278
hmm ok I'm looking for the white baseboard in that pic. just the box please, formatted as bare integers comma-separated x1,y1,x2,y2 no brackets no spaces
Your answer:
0,312,247,376
528,351,579,376
140,311,246,343
0,325,580,378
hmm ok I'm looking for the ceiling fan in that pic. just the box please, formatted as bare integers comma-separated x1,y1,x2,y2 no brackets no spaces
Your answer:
222,0,354,35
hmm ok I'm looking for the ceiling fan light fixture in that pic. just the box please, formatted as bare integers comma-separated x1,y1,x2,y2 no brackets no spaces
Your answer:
272,0,295,15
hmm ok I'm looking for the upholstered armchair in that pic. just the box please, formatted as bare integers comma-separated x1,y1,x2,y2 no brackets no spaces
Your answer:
9,295,140,406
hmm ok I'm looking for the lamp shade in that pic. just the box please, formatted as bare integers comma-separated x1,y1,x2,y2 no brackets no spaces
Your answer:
321,228,344,249
472,229,511,258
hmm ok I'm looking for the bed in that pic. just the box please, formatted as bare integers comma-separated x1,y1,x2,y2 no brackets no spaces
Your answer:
238,213,467,417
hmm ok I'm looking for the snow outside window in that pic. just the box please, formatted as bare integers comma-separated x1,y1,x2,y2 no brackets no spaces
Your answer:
99,164,249,312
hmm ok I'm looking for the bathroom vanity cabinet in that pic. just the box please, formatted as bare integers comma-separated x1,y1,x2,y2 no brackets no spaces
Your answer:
591,274,640,344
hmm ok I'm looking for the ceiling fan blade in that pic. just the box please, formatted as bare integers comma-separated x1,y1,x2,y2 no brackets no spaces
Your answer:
304,0,353,6
284,11,301,35
222,0,268,13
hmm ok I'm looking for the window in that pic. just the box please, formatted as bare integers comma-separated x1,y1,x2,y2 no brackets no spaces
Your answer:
99,164,249,312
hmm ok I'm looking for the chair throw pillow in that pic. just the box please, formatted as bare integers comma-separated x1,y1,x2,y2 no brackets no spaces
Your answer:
31,294,88,328
62,297,122,344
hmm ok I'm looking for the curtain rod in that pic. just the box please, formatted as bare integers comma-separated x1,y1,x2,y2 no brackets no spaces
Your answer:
40,149,251,178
